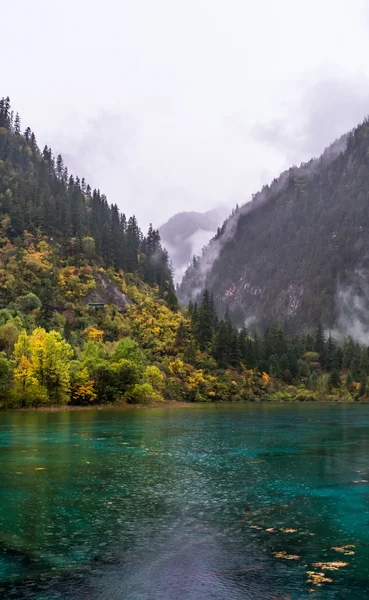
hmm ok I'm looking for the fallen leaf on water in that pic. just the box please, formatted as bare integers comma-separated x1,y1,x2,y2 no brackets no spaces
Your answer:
312,561,348,571
273,551,300,560
306,571,333,586
332,546,355,555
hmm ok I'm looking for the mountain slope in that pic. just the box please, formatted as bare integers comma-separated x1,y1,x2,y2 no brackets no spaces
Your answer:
159,207,228,280
1,96,369,406
0,97,177,309
178,126,369,333
0,96,299,407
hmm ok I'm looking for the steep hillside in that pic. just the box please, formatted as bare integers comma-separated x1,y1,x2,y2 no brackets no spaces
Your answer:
0,96,292,407
1,96,369,408
178,127,369,333
159,207,228,280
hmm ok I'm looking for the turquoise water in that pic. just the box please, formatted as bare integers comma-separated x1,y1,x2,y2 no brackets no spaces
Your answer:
1,404,369,599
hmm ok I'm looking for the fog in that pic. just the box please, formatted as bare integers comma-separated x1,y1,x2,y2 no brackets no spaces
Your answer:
2,0,369,229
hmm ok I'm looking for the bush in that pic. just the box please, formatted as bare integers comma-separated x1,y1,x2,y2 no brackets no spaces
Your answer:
111,338,146,371
295,390,317,402
0,354,13,400
127,383,163,405
0,322,20,356
144,365,164,391
90,358,142,403
18,293,41,313
11,383,49,407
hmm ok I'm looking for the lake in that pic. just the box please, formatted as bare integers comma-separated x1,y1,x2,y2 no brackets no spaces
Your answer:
1,404,369,599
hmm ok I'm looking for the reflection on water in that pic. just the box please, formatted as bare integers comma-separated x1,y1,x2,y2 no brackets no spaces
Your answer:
1,404,369,599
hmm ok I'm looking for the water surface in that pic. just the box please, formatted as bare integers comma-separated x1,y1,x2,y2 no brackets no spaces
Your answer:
1,403,369,599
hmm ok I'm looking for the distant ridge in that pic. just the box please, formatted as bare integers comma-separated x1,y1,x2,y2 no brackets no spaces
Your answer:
160,207,229,280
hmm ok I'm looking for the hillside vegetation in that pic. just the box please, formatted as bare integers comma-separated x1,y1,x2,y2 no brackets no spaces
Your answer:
0,97,273,407
179,126,369,334
0,97,368,407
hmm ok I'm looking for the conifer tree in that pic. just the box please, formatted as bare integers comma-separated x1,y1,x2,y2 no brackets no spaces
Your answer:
315,322,326,368
14,112,21,135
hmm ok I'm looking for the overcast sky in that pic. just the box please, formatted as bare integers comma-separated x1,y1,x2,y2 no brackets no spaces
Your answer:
3,0,369,229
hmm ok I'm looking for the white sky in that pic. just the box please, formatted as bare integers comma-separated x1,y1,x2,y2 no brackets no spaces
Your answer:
3,0,369,229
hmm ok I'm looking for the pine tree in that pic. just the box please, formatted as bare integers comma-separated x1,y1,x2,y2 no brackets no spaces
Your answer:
230,330,241,368
197,289,215,351
345,370,354,391
358,373,367,398
175,320,188,347
14,112,21,135
326,333,336,371
314,322,326,368
328,368,340,390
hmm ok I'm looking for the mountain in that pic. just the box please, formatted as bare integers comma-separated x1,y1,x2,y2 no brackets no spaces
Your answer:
1,96,369,406
178,125,369,334
0,96,307,407
159,207,228,280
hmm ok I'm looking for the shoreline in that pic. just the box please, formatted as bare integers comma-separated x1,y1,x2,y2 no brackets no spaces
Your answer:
2,399,368,413
3,401,195,413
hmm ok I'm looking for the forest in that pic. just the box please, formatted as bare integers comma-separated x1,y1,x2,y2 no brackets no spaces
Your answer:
0,96,368,407
179,121,369,334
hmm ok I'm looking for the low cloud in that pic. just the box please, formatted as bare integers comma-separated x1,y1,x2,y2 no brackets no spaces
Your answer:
332,272,369,345
252,76,369,163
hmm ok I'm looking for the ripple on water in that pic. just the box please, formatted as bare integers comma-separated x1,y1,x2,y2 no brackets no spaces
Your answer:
1,404,369,599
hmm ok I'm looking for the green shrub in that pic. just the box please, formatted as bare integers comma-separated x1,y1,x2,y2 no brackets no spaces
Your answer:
127,383,163,405
111,338,146,371
11,383,49,407
18,293,41,313
144,365,164,391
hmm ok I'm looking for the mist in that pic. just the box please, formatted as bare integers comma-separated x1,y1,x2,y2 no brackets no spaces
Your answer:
2,0,369,231
332,273,369,345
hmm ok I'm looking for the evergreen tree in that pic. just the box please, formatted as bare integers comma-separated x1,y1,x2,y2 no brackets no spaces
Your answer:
197,289,215,351
358,373,367,398
345,370,354,391
314,322,326,368
328,368,340,390
326,333,336,371
14,112,21,135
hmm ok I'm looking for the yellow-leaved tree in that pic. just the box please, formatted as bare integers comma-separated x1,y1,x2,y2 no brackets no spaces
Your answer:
13,328,73,405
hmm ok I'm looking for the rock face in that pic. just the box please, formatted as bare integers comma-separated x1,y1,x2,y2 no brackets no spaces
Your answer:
86,272,134,311
178,126,369,333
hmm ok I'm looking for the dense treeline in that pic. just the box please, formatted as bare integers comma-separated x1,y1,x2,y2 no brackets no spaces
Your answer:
190,290,369,399
0,96,368,408
0,97,177,307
